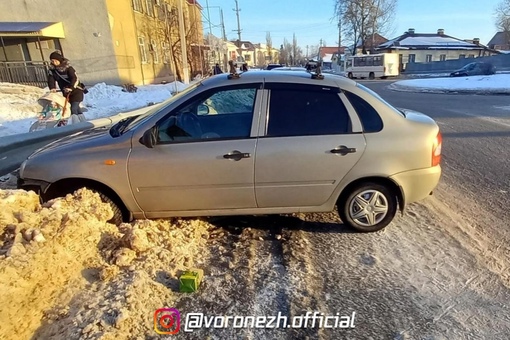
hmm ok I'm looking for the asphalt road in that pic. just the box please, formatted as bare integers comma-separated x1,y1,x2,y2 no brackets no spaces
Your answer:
172,82,510,339
362,80,510,221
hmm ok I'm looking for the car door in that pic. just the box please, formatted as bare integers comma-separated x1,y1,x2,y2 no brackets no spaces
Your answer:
128,83,262,216
254,83,366,208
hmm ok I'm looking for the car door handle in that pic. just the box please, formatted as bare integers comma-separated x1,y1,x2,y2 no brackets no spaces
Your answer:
223,150,251,161
330,145,357,155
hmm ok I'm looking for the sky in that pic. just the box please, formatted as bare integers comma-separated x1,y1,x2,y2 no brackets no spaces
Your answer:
201,0,502,50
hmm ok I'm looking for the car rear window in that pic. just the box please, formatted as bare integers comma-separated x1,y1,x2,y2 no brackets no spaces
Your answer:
344,91,383,133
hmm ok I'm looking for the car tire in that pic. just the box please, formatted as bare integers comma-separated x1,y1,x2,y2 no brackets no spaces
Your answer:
338,183,397,232
348,72,353,79
87,190,124,225
369,72,375,80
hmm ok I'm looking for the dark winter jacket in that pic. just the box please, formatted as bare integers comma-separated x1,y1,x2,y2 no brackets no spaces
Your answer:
47,59,84,103
213,65,223,75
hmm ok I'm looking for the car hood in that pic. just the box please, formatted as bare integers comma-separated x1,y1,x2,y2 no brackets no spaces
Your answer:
28,126,115,159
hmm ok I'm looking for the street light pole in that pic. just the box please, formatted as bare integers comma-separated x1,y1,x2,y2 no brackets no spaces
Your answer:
177,0,190,84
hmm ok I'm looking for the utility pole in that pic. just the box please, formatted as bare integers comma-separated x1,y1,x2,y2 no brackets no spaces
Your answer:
205,0,213,72
177,0,189,83
306,45,309,59
338,19,342,68
220,9,227,41
233,0,242,60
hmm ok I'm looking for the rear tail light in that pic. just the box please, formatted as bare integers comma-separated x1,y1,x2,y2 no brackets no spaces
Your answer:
432,132,442,166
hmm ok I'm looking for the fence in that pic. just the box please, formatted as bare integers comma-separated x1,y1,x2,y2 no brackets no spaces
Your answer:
404,54,510,74
0,61,49,88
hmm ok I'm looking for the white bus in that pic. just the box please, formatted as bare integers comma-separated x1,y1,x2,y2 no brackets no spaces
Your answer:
346,53,399,79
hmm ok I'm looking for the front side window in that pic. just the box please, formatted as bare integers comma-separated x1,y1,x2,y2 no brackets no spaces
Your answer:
156,85,259,143
267,85,350,137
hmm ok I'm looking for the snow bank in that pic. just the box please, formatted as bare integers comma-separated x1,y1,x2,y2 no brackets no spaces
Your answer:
0,81,188,137
0,188,211,340
390,74,510,94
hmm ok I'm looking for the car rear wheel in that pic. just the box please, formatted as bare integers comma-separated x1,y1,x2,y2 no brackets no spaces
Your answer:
348,72,353,79
338,183,397,232
369,72,375,80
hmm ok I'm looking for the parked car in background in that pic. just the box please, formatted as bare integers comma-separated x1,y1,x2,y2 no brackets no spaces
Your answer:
18,71,442,233
450,62,496,77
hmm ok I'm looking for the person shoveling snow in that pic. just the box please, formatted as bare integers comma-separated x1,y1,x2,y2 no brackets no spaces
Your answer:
29,92,71,132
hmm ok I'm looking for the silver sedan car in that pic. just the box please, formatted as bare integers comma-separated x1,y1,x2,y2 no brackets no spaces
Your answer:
18,70,442,232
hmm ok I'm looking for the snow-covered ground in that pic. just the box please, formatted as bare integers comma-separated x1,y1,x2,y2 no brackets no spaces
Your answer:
390,74,510,94
0,81,188,137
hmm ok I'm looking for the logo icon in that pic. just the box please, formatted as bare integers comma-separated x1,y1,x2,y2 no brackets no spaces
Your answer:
154,308,181,334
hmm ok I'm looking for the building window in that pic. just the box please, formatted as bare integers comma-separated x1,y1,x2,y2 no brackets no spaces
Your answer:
459,54,466,59
439,54,446,61
426,54,432,62
408,54,416,63
151,39,159,63
36,41,49,49
138,36,148,63
132,0,143,12
162,42,170,64
146,0,155,17
244,54,251,61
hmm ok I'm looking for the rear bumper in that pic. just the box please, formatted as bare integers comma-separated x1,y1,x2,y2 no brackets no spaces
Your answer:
390,165,441,206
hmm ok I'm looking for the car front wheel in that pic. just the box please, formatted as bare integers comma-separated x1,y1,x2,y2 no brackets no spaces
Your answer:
338,183,397,232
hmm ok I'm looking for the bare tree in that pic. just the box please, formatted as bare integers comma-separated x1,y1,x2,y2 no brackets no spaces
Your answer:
265,31,273,63
335,0,397,54
495,0,510,33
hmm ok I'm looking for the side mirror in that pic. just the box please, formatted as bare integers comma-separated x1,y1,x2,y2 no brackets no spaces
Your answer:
140,126,158,148
197,104,210,115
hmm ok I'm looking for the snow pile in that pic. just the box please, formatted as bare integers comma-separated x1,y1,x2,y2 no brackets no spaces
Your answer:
0,188,212,340
0,83,46,136
82,81,186,120
390,74,510,94
0,81,188,137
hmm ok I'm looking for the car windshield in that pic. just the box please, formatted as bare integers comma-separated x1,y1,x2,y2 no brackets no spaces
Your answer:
109,81,203,136
356,83,405,117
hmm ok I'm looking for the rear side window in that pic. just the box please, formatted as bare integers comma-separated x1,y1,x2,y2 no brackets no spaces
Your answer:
344,91,383,133
267,85,350,137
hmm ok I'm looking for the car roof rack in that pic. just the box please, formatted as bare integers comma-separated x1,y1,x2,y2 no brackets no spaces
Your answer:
227,60,240,79
306,60,324,80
